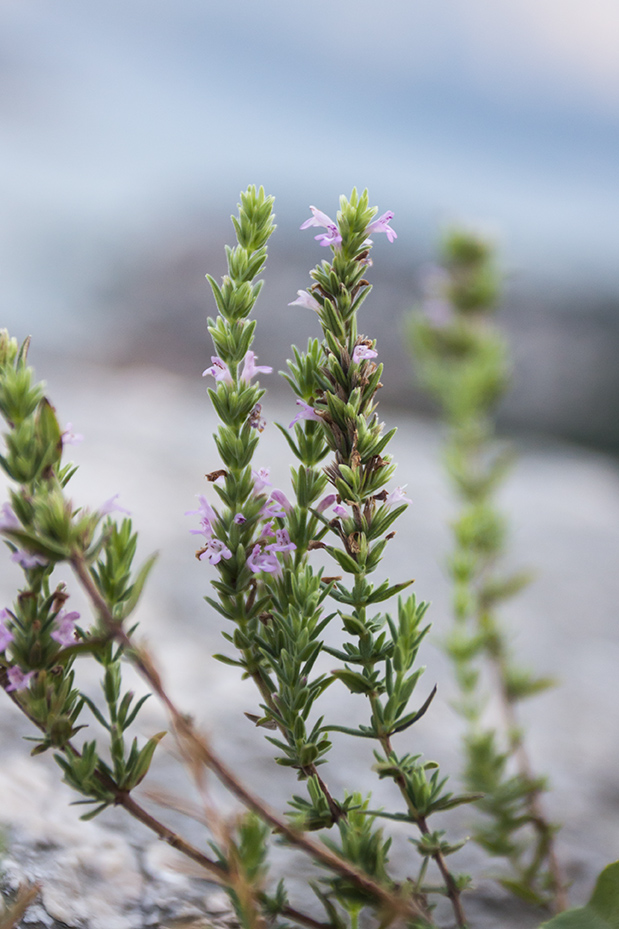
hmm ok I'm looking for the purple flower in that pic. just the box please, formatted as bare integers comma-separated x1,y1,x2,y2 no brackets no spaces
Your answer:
352,344,378,364
198,538,232,566
61,423,84,446
300,206,342,249
252,468,272,493
333,505,348,518
6,666,35,692
11,550,47,570
270,489,292,515
288,290,321,312
202,357,233,384
265,529,296,555
0,503,19,531
316,493,337,514
366,211,397,243
247,544,282,575
240,351,272,382
385,486,412,506
257,521,275,541
233,513,247,525
186,495,216,522
50,609,80,647
289,400,322,429
186,496,217,538
0,610,14,653
99,494,131,518
260,499,287,520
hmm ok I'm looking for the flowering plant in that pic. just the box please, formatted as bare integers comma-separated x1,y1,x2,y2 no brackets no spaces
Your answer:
0,187,615,929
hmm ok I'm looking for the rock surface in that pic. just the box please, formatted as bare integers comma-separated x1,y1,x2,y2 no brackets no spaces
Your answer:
1,360,618,928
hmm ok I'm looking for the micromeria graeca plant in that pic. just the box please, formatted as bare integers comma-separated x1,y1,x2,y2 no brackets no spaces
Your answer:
197,188,479,929
2,189,610,929
409,230,566,911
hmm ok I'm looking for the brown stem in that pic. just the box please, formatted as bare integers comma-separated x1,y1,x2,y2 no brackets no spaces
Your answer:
379,730,467,929
70,552,435,927
1,666,350,929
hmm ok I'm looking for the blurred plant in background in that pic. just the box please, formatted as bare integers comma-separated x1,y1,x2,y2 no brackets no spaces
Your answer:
408,230,566,910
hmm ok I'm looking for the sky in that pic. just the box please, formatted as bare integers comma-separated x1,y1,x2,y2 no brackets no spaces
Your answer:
1,0,618,350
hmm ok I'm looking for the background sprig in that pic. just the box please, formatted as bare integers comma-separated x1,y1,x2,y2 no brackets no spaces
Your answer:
408,229,566,912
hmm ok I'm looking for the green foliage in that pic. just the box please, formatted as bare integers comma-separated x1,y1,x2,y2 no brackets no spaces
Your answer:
409,228,564,910
539,862,619,929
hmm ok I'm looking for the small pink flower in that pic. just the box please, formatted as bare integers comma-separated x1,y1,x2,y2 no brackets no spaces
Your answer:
270,489,292,514
352,344,378,364
366,211,397,243
333,505,348,518
11,550,47,570
51,609,80,647
265,529,296,555
289,400,322,429
99,494,131,517
202,357,233,384
288,290,321,312
6,666,35,692
0,503,19,531
240,351,272,382
198,538,232,566
316,494,337,514
61,423,84,446
233,513,247,525
300,206,342,249
247,545,281,575
257,521,275,541
260,499,287,520
252,468,272,493
385,486,412,506
186,496,217,537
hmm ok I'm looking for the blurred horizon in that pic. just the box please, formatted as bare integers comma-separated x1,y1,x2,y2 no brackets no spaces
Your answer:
1,0,618,447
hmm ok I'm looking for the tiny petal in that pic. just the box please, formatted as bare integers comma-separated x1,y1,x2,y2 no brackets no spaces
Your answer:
316,493,337,514
300,206,335,230
0,503,20,531
99,494,131,517
257,521,275,541
270,489,292,514
288,290,321,312
198,538,232,565
333,505,348,518
11,550,47,569
62,423,84,446
233,513,247,525
6,666,35,692
252,468,272,493
247,544,282,575
240,351,272,383
51,609,80,647
265,529,296,555
202,356,233,384
260,499,286,520
352,344,378,364
366,211,397,243
315,225,342,248
385,486,412,507
289,400,322,429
